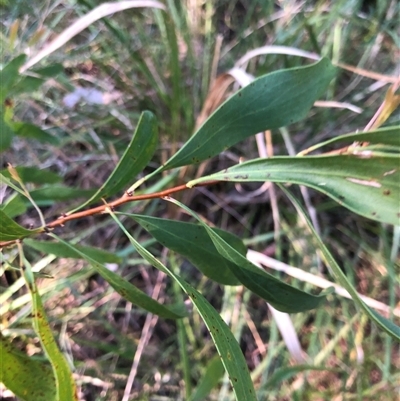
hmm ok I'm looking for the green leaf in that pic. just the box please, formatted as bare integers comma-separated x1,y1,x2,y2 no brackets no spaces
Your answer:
108,212,258,401
0,332,56,401
281,186,400,341
127,214,241,285
0,54,26,102
188,154,400,225
0,193,27,218
160,58,335,169
48,234,187,320
163,199,328,313
11,76,45,95
0,210,41,241
300,126,400,155
0,172,26,196
22,260,78,401
11,122,59,145
0,166,62,184
29,186,96,202
33,64,64,78
189,355,225,401
71,111,158,212
24,239,122,264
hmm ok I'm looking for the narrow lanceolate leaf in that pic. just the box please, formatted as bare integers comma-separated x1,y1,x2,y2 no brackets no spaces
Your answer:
108,212,257,401
164,198,328,313
281,186,400,341
70,111,158,212
299,126,400,155
22,260,78,401
188,154,400,225
0,332,56,401
160,58,335,169
126,214,241,285
0,210,41,241
49,234,187,319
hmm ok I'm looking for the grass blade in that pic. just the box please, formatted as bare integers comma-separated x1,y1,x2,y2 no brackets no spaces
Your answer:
20,1,167,72
48,234,187,319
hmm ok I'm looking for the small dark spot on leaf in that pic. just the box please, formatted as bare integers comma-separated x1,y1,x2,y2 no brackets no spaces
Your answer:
371,212,377,216
383,189,390,195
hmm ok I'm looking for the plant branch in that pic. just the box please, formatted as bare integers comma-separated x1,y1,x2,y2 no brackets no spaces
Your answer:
0,181,218,249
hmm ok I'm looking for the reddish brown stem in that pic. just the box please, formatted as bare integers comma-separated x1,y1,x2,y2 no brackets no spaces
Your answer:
0,181,217,249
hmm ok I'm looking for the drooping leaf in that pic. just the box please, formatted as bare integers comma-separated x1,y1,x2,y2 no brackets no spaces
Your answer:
21,259,78,400
0,166,62,184
24,238,122,264
280,185,400,341
164,198,328,313
108,211,258,401
127,214,241,285
0,332,56,401
70,111,158,212
0,210,41,241
188,154,400,225
159,58,335,170
49,234,187,320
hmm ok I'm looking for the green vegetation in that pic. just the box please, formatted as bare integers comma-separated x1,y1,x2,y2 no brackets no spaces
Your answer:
1,1,399,400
